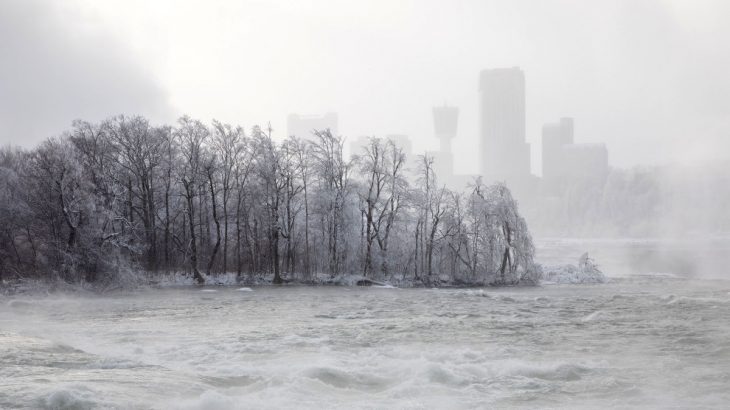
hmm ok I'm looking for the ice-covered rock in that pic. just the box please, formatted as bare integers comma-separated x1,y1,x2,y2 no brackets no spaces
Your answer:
541,253,607,284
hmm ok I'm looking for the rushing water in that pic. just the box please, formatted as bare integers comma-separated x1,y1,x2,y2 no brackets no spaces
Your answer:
2,242,730,409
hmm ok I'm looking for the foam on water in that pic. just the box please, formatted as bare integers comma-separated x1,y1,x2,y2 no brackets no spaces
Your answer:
581,310,605,322
44,388,98,410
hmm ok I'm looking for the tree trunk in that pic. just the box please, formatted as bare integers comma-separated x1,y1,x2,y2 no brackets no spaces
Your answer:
235,191,242,278
272,229,282,284
57,180,77,249
222,193,228,274
303,178,310,278
164,180,170,271
206,172,221,275
185,183,204,284
364,200,374,277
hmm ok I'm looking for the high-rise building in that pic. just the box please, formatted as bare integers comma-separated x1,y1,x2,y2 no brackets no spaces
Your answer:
432,104,458,184
541,117,609,190
542,117,574,180
562,143,608,181
433,105,458,153
287,112,338,140
479,67,531,185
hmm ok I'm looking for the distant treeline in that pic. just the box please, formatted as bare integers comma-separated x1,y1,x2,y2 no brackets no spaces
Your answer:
0,115,537,286
526,162,730,237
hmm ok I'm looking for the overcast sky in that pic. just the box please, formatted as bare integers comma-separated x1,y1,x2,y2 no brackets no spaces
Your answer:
1,0,728,175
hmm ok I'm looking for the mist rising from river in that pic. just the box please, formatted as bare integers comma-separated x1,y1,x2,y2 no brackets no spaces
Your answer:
2,268,729,408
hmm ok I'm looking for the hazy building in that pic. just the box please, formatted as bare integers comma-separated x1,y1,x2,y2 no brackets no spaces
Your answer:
479,67,531,185
385,134,413,160
427,104,476,190
541,117,609,189
432,104,458,185
563,143,609,181
542,117,574,180
287,112,338,140
349,135,370,160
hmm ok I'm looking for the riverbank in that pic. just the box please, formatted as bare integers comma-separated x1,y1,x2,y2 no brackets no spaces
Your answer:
1,255,611,296
0,271,535,296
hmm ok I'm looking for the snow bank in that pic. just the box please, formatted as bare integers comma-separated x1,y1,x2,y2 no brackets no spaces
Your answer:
4,267,549,294
321,274,391,287
0,277,93,296
541,253,607,284
152,272,240,287
147,271,396,288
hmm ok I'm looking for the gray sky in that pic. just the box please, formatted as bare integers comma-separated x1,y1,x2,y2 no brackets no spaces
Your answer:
1,0,728,175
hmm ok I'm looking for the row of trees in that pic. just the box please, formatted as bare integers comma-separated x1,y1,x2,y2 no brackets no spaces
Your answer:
526,161,730,237
0,115,537,286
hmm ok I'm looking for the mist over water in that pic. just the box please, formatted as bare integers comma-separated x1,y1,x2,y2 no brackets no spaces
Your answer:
537,236,730,279
2,2,730,409
2,240,730,409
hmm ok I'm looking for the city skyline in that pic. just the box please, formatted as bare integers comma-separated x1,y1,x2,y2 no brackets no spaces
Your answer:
2,3,729,409
2,0,729,175
479,67,531,184
290,66,609,195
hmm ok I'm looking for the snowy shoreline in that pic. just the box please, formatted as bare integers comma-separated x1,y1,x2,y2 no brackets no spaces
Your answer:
0,272,536,295
1,261,607,296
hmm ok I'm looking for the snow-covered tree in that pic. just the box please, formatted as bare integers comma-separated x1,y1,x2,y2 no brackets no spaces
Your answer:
0,115,537,287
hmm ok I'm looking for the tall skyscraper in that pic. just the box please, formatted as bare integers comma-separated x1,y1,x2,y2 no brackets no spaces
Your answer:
542,117,574,180
541,117,609,191
478,67,531,185
432,104,459,184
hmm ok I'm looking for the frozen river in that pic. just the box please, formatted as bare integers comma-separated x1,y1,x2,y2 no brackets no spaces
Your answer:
2,241,730,409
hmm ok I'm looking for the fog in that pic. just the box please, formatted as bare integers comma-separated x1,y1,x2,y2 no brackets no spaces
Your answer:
0,0,175,145
3,279,730,408
3,3,730,407
2,1,729,253
2,0,730,173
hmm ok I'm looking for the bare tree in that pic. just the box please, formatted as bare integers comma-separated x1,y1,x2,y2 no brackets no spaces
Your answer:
280,137,304,276
233,136,254,278
0,114,537,287
356,138,408,277
211,120,245,274
311,129,352,276
416,154,449,283
104,115,164,271
174,116,209,284
203,149,221,275
291,137,313,278
251,125,287,284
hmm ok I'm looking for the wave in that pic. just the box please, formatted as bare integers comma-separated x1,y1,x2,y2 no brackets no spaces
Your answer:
42,386,102,410
581,310,605,322
497,360,591,382
172,390,237,410
303,366,393,391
